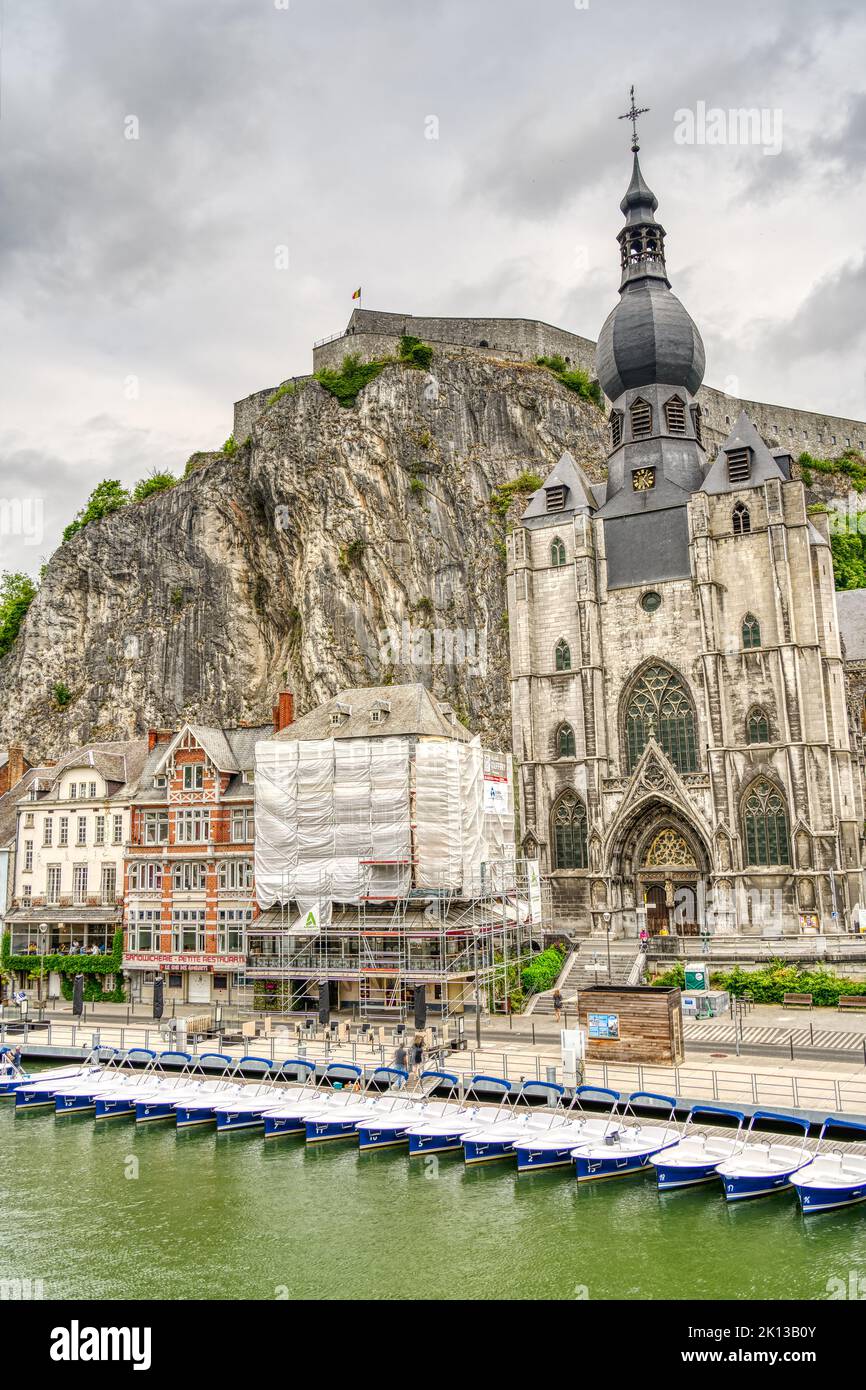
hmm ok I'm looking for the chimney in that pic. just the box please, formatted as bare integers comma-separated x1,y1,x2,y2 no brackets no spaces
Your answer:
272,690,295,733
7,744,26,789
148,728,173,752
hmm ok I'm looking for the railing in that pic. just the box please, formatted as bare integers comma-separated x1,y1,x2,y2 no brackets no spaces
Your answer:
6,1017,866,1116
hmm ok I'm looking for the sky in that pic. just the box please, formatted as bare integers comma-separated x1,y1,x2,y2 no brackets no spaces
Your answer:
0,0,865,575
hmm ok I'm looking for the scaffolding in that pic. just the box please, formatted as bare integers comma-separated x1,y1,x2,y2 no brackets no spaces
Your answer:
244,730,547,1021
241,857,549,1022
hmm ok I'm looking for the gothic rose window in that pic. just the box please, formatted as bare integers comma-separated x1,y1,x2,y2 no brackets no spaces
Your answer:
624,663,698,774
555,639,572,672
550,537,566,567
557,723,576,758
747,707,769,744
743,780,790,866
552,791,588,869
742,613,761,649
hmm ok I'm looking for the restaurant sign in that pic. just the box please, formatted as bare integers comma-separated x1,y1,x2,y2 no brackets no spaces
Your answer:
123,951,246,972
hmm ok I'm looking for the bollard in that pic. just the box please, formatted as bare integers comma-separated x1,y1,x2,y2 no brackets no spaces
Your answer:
789,1034,795,1062
531,1022,536,1047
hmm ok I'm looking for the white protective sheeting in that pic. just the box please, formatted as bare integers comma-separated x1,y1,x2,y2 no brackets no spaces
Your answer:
255,734,514,908
255,737,411,908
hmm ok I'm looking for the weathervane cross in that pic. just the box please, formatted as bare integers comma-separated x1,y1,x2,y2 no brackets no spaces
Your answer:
619,85,649,153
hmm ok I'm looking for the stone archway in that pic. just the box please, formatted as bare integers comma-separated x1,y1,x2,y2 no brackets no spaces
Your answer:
608,797,710,938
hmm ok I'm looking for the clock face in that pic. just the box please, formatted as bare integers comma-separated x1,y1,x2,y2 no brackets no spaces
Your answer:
632,467,656,491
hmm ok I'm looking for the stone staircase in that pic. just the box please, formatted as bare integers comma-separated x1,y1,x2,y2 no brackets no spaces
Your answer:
528,939,644,1016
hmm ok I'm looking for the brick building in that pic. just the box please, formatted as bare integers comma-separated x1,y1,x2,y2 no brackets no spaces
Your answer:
123,695,293,1006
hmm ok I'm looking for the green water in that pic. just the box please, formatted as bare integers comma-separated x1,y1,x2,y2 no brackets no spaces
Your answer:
1,1093,865,1300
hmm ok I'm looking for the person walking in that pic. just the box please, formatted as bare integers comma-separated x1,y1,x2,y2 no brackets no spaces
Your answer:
410,1032,425,1080
552,989,563,1023
394,1039,408,1086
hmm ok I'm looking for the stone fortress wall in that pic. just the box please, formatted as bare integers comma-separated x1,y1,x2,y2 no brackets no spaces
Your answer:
233,308,866,458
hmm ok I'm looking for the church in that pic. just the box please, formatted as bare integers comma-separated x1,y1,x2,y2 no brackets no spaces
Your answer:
506,128,866,943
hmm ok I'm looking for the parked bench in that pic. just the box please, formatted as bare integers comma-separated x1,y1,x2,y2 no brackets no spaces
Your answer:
838,996,866,1011
782,992,813,1010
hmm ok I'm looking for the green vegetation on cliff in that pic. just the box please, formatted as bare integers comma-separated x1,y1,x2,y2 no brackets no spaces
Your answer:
0,572,37,658
536,355,603,407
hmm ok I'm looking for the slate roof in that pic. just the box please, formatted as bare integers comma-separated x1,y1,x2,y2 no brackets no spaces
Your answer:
269,684,472,743
131,724,272,803
520,451,598,524
0,740,150,848
700,411,788,495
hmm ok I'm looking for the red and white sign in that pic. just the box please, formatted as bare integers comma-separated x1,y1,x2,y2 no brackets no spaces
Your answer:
123,951,245,972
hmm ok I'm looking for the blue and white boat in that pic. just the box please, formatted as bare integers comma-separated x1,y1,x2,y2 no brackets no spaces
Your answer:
261,1062,366,1137
215,1058,301,1132
356,1070,462,1150
571,1091,680,1182
405,1074,512,1156
173,1055,273,1128
651,1104,746,1190
14,1048,110,1110
460,1080,569,1165
513,1086,623,1173
790,1117,866,1213
94,1050,188,1119
53,1048,139,1113
303,1066,412,1143
715,1111,811,1201
0,1046,35,1097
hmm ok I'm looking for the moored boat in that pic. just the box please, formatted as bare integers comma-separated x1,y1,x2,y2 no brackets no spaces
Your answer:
790,1117,866,1213
513,1085,623,1172
356,1070,461,1150
14,1049,109,1110
571,1091,679,1182
303,1066,411,1143
651,1104,746,1190
405,1074,511,1156
261,1062,365,1137
214,1058,301,1131
460,1080,567,1165
715,1111,811,1201
94,1050,187,1119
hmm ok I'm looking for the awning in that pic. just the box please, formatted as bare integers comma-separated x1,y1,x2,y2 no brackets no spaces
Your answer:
5,907,121,926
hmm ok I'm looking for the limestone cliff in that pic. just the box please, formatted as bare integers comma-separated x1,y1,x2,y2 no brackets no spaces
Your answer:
0,353,608,759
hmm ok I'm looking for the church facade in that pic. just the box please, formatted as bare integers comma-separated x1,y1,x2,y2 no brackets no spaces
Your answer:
506,141,866,941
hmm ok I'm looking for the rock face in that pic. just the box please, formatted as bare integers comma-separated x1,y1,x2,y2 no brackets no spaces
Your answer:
0,353,608,760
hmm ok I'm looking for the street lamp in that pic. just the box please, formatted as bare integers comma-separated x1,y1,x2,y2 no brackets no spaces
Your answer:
603,911,612,983
37,923,49,1005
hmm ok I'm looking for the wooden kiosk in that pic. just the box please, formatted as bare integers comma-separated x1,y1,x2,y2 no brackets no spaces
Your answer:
576,984,684,1065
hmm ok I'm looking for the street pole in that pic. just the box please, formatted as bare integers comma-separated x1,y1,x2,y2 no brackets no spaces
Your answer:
604,912,612,983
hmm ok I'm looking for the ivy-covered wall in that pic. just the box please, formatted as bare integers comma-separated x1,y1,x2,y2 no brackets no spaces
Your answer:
1,929,126,1003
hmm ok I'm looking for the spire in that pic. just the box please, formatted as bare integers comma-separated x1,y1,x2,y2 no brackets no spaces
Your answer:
616,151,668,291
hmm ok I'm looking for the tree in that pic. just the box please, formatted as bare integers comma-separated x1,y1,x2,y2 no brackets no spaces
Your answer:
0,571,37,658
63,479,131,543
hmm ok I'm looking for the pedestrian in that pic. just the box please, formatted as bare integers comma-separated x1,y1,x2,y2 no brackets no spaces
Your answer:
410,1032,424,1079
394,1039,408,1085
552,988,563,1023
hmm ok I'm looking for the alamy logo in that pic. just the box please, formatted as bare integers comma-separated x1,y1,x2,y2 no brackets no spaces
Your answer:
50,1321,152,1371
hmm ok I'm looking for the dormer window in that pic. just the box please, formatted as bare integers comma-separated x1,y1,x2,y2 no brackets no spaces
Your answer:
664,395,686,435
630,398,652,438
726,447,752,484
330,713,345,727
370,700,391,724
545,483,567,513
154,775,166,788
609,410,623,450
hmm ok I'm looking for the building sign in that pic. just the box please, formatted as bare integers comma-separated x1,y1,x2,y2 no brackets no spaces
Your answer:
798,913,819,934
527,859,542,924
123,952,245,972
483,752,510,815
588,1012,620,1040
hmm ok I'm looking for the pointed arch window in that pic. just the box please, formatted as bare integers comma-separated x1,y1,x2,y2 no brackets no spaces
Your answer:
555,639,572,672
624,663,698,774
552,791,588,869
630,397,652,438
557,723,576,758
664,395,686,434
742,613,761,649
550,537,566,568
610,410,623,450
732,502,751,536
743,780,790,866
747,707,769,744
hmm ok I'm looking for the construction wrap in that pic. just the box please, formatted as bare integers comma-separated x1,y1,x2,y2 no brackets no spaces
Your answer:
255,735,515,909
255,737,411,909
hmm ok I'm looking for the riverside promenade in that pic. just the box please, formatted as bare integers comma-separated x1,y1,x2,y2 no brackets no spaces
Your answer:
6,998,866,1122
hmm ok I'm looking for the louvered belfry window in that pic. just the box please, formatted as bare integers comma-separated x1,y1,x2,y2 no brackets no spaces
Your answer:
664,396,686,434
630,398,652,438
610,411,623,449
726,448,752,483
546,484,567,512
691,406,703,447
